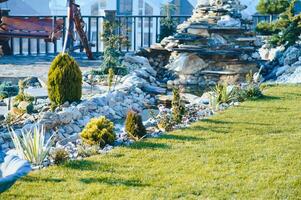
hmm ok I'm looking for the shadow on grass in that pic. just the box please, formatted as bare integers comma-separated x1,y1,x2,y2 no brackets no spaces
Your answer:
254,95,282,102
157,134,206,142
127,141,171,150
79,177,149,187
202,119,272,126
22,176,65,183
63,160,101,171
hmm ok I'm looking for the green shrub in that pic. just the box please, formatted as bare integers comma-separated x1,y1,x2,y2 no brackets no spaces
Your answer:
255,22,280,35
159,3,177,41
0,91,8,100
48,54,82,106
50,148,69,165
0,82,18,99
80,116,116,147
15,93,34,103
125,110,146,139
172,88,185,123
256,0,289,14
101,21,128,75
213,83,236,105
108,68,115,90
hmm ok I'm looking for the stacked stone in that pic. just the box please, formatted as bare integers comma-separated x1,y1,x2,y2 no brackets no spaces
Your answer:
155,0,261,86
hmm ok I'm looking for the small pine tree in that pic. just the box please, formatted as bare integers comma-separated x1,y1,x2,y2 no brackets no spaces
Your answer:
48,54,82,105
101,21,128,75
125,110,146,139
172,88,185,123
159,3,177,41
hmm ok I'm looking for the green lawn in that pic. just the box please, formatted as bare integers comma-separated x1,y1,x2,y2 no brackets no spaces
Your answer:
3,85,301,199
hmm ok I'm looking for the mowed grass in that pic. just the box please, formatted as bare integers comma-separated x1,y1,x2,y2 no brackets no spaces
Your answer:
2,85,301,199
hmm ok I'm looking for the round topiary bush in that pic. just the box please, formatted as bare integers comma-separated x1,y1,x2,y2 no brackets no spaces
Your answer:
80,116,116,147
125,110,146,139
48,54,82,105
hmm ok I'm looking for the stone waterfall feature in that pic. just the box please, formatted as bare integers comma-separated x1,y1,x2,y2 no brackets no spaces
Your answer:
152,0,261,86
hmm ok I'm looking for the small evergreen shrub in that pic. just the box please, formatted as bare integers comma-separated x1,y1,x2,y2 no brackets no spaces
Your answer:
48,54,82,106
172,88,185,123
101,21,128,75
125,110,146,139
256,22,279,35
80,116,116,147
50,148,69,165
0,82,18,99
159,3,177,41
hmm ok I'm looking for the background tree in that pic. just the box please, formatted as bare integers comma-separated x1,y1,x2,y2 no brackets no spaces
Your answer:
159,3,177,41
256,0,290,15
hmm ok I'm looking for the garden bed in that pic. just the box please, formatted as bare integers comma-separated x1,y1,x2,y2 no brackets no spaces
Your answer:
2,85,301,199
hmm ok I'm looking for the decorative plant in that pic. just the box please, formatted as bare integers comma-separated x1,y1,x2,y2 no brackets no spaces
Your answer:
50,148,69,165
10,126,54,166
107,68,115,91
172,87,185,123
159,3,177,41
125,110,147,140
213,83,236,105
80,116,116,148
101,21,128,75
48,54,82,106
0,82,18,100
157,106,174,132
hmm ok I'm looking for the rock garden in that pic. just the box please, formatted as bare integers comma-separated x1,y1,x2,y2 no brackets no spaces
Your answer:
1,0,301,198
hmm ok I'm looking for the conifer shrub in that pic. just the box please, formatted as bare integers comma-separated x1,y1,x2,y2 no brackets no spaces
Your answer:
80,116,116,147
50,148,69,165
125,110,146,139
172,88,185,123
48,54,82,106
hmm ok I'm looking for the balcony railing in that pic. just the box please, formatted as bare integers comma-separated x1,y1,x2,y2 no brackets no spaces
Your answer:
6,15,190,56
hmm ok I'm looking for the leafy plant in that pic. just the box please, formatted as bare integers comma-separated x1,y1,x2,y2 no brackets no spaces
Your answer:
157,106,174,132
80,116,116,147
101,21,128,75
10,126,54,166
125,110,147,139
48,54,82,106
0,82,18,99
50,148,69,165
77,144,99,158
213,83,236,105
14,93,34,103
172,87,185,123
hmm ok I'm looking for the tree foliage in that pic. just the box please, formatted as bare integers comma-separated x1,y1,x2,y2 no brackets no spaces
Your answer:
48,54,82,105
256,0,290,14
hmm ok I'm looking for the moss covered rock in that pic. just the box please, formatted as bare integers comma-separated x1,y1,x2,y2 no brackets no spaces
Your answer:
48,54,82,105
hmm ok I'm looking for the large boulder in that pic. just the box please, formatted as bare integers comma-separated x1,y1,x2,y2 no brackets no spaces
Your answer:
167,53,208,75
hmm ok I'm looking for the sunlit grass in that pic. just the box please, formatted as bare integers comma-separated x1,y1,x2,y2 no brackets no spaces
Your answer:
2,85,301,199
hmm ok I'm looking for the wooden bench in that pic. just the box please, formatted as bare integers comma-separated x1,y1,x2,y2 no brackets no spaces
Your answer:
0,17,64,42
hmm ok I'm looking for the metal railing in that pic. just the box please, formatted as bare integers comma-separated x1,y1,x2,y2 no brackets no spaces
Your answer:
6,15,190,56
252,14,279,26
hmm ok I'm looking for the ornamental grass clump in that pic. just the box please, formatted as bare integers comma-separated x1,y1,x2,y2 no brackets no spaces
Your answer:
50,148,69,165
80,116,116,148
172,88,185,123
125,110,146,139
10,126,54,166
48,54,82,106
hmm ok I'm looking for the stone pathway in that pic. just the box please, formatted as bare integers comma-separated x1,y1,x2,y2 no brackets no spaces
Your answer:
0,55,100,80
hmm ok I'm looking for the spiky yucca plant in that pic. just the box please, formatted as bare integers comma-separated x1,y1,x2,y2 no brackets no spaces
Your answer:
10,126,54,166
